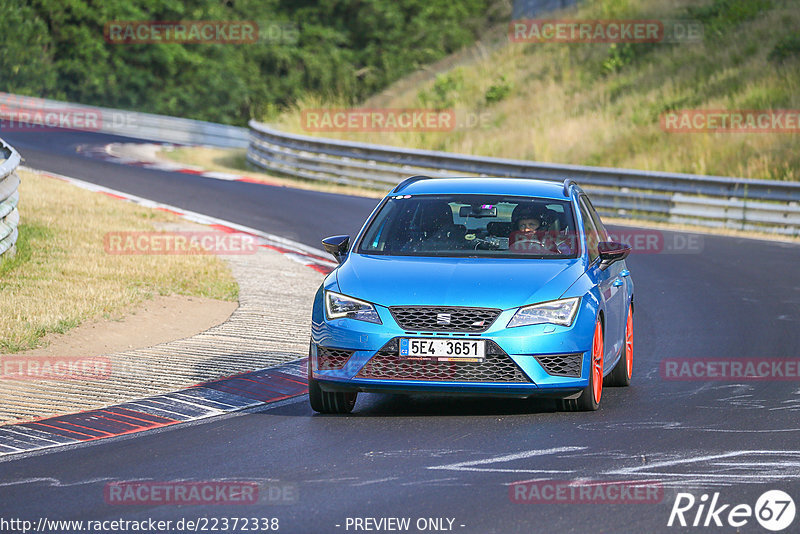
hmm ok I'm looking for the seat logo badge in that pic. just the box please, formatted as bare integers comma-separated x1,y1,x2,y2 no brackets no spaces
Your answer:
437,313,451,325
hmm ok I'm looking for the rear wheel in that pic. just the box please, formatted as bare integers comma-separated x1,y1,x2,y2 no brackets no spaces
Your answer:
308,351,357,414
560,318,603,412
606,303,633,387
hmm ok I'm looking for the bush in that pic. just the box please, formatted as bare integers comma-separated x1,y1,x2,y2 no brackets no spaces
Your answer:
419,71,466,109
485,75,513,104
0,0,505,125
687,0,773,38
769,34,800,62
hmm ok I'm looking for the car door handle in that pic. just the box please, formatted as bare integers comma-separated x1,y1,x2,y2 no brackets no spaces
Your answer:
620,270,630,277
612,279,624,287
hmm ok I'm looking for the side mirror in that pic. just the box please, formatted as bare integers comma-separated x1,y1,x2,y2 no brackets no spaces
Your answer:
598,241,631,270
322,235,350,264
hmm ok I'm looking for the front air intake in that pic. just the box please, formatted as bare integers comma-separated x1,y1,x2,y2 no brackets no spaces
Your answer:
356,339,530,383
317,346,355,370
535,354,583,377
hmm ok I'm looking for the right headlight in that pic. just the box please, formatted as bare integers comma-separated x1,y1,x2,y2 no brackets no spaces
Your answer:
325,291,382,324
507,297,580,328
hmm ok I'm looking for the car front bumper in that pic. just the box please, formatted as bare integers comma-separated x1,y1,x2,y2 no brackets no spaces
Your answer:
310,297,599,399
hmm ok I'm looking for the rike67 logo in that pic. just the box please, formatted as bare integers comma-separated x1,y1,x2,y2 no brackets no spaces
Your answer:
668,490,795,531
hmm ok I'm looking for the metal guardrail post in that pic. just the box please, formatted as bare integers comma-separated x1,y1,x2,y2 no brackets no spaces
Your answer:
0,92,796,237
0,92,249,148
246,120,800,236
0,138,21,259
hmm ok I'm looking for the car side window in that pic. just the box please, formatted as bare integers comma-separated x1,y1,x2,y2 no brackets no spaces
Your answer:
578,197,599,262
584,197,609,241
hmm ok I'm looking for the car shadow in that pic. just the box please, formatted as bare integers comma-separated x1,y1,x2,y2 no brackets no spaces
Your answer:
333,393,562,417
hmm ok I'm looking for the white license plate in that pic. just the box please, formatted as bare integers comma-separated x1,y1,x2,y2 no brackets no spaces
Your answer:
399,338,485,362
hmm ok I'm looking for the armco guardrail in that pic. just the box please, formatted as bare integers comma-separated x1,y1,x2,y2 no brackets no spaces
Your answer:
247,120,800,236
0,92,247,148
0,138,21,259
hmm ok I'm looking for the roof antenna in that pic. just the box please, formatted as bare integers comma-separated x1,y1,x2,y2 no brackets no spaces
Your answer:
563,178,577,197
392,175,432,193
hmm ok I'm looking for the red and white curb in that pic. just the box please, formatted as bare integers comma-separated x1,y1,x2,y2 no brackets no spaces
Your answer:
0,359,308,459
0,167,334,458
77,142,283,187
22,165,337,275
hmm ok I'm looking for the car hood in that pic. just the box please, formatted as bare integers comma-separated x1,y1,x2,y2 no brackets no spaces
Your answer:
335,254,584,310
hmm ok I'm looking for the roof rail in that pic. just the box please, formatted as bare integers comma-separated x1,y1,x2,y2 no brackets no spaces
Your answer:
563,178,578,197
392,175,432,193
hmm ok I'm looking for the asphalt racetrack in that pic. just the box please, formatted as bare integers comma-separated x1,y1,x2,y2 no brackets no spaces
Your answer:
1,129,799,533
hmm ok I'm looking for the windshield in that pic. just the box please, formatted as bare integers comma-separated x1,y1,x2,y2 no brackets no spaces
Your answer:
357,194,578,258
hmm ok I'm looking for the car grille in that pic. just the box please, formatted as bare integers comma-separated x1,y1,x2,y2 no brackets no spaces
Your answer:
388,306,501,333
317,346,354,370
536,354,583,377
355,339,530,383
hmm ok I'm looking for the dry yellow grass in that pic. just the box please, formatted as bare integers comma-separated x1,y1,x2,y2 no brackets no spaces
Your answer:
274,0,800,181
0,170,238,353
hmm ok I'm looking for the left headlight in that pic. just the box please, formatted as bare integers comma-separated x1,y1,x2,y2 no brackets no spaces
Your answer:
507,297,580,328
325,291,382,324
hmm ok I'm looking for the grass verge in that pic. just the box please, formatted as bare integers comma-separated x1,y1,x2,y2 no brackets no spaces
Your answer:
0,170,238,353
273,0,800,181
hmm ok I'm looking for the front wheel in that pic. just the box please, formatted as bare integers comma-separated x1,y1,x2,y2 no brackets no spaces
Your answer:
560,318,603,412
308,353,357,414
606,303,633,387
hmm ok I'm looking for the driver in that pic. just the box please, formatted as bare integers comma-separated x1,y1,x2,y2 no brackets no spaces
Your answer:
517,216,541,233
509,205,557,253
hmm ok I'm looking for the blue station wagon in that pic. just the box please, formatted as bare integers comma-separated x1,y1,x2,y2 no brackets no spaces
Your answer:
308,176,634,413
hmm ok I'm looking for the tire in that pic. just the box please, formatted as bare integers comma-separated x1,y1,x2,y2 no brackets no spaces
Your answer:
606,303,633,387
308,351,357,414
560,317,603,412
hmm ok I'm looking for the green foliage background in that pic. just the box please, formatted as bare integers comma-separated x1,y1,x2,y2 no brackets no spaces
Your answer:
0,0,505,125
